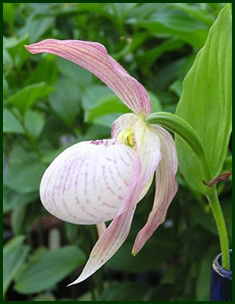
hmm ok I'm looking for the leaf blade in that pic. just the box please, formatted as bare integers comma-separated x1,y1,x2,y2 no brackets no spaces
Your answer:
8,82,54,115
175,4,232,192
14,246,86,294
3,236,30,298
3,109,24,134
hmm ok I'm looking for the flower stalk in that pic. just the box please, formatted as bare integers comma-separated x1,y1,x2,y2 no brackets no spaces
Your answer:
206,188,230,270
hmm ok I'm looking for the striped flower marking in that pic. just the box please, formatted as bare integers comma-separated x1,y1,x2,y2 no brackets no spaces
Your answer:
25,39,178,285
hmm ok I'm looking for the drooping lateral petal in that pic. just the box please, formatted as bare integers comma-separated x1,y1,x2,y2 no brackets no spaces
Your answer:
40,139,137,225
112,115,162,211
25,39,152,116
69,119,162,285
132,126,178,255
112,115,162,184
125,118,162,208
68,151,142,285
134,120,162,184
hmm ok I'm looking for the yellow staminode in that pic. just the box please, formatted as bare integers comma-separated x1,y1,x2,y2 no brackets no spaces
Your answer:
117,128,135,148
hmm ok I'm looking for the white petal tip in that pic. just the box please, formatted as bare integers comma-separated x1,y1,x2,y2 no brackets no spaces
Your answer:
67,279,81,287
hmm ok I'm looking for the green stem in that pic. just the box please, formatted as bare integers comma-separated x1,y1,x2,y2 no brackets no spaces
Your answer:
206,188,230,270
146,112,211,181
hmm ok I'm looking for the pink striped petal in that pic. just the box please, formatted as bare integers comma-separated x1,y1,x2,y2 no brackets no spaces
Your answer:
134,119,162,184
112,114,160,209
25,39,152,116
68,150,142,285
132,126,178,255
112,115,162,211
40,139,137,225
69,119,162,284
113,115,162,188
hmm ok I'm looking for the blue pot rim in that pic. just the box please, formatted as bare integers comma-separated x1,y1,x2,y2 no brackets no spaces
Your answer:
212,249,232,280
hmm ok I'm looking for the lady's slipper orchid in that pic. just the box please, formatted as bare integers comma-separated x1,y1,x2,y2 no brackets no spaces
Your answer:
25,39,178,285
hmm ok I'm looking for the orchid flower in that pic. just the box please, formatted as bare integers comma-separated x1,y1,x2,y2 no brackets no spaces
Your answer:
25,39,178,285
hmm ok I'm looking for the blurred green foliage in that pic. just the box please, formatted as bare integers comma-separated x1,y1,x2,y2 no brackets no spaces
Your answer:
3,3,231,301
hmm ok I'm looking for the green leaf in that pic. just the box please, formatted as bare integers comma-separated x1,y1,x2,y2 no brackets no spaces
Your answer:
11,201,44,235
98,281,149,301
11,202,42,235
113,32,150,61
169,80,182,97
4,34,29,69
32,293,56,301
151,59,184,92
146,112,210,184
3,184,38,214
3,109,24,134
14,246,86,294
127,3,167,20
3,47,13,71
175,4,232,192
4,146,47,193
170,3,214,26
8,82,54,115
56,57,92,89
3,3,15,28
135,10,208,48
11,205,29,235
92,113,121,128
148,91,162,112
49,77,81,127
20,15,54,44
24,110,45,139
41,147,64,165
77,292,94,301
223,155,232,175
110,3,138,27
76,3,106,15
83,87,161,128
138,38,184,71
3,236,30,299
82,85,112,111
85,95,129,123
78,124,110,142
82,84,132,127
25,54,58,86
